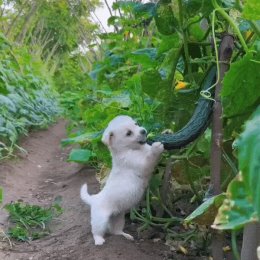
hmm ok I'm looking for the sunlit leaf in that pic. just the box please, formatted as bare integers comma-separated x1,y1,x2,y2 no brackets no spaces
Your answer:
235,106,260,217
185,194,226,225
212,174,257,230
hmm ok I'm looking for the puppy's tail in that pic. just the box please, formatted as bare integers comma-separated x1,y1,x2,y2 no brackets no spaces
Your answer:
80,183,93,206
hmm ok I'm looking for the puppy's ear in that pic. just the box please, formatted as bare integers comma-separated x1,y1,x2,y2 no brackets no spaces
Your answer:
102,130,113,146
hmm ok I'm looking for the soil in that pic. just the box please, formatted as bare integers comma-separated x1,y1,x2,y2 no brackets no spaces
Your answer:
0,121,175,260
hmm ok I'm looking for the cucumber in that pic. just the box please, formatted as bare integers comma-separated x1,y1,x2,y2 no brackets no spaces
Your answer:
149,66,216,150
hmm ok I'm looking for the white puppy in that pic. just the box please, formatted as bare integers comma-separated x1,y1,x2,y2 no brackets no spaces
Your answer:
80,115,164,245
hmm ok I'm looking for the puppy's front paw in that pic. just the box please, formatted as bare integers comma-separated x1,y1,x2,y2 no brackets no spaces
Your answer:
94,235,105,246
151,142,164,154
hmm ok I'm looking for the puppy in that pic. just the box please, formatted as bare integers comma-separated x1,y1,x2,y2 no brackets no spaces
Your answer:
80,115,164,245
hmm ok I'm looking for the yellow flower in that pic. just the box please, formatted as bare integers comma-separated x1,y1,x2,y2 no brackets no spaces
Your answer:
175,81,188,90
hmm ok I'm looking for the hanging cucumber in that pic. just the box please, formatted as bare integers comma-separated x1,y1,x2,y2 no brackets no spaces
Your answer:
149,66,216,150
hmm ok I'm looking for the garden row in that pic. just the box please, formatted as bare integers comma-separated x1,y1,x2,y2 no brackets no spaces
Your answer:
0,33,60,159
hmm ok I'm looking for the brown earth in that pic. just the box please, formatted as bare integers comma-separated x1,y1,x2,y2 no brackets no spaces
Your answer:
0,121,177,260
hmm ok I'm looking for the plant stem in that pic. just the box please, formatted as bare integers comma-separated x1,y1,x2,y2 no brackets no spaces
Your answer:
177,0,192,80
232,230,241,260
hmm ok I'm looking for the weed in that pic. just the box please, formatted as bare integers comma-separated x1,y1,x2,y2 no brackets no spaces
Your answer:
4,198,63,241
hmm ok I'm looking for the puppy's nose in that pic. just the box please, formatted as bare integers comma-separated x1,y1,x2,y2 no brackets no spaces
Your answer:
140,129,147,135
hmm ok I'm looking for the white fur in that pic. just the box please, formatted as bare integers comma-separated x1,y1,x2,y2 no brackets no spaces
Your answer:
80,115,164,245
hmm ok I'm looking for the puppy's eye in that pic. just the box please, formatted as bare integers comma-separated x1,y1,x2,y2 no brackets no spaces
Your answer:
126,130,132,136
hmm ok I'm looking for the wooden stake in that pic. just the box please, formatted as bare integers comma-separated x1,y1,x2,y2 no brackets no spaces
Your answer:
210,34,234,260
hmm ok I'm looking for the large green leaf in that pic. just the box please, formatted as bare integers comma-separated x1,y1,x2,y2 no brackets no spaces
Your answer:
236,106,260,217
185,194,226,225
243,0,260,20
68,149,94,163
221,53,260,117
212,174,257,230
154,0,178,35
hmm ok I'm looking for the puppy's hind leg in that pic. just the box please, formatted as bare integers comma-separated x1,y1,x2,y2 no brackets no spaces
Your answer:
91,208,110,246
110,213,134,241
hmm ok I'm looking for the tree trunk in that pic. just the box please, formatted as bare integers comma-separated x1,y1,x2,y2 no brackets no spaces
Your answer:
16,1,40,44
241,222,260,260
5,0,29,37
210,34,234,260
104,0,119,32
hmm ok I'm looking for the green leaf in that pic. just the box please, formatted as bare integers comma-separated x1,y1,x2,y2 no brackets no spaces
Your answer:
141,69,162,97
221,53,260,117
129,48,158,68
243,0,260,20
132,48,157,60
159,46,182,80
188,16,206,41
133,2,156,18
68,149,94,163
157,34,181,55
154,0,178,35
61,131,102,146
112,1,139,12
212,174,257,230
235,106,260,217
183,0,214,16
185,194,226,225
107,16,119,26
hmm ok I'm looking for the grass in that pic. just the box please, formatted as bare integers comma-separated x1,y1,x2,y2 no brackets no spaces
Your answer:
4,197,63,241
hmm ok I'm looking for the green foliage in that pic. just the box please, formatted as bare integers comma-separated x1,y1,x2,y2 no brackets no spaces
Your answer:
54,0,260,254
60,0,217,164
4,200,63,241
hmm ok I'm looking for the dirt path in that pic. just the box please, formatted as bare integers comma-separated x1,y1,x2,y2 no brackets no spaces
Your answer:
0,121,169,260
